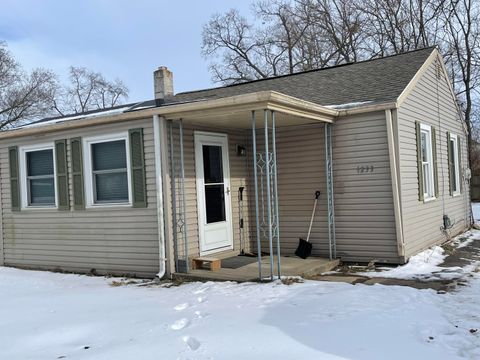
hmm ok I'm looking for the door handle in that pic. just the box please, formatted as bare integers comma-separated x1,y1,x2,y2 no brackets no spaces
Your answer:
226,187,230,195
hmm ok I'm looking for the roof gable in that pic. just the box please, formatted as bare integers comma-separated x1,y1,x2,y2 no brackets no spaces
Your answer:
169,47,436,107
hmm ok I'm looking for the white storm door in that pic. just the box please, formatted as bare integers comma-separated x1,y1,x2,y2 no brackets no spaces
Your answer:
194,132,233,254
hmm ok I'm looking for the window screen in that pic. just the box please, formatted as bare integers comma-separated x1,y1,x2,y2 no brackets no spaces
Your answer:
91,140,129,203
26,149,55,206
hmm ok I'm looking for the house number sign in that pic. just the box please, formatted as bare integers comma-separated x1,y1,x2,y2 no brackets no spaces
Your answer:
357,165,374,174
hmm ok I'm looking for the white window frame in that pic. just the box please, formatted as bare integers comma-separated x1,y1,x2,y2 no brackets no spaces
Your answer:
19,143,58,210
450,133,461,196
83,132,132,208
420,123,436,202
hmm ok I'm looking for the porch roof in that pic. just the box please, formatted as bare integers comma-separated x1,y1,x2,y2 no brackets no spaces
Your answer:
156,90,337,128
0,91,338,140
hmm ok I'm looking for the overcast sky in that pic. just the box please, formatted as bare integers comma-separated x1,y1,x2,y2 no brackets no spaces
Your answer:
0,0,252,102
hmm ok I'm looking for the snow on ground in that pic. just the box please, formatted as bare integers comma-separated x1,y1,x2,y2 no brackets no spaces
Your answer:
0,266,479,360
359,206,480,281
2,208,480,359
362,245,452,280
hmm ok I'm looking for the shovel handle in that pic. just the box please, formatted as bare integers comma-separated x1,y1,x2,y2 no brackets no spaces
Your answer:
306,191,321,242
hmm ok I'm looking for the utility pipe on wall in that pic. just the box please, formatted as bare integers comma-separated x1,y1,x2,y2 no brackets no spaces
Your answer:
153,114,167,278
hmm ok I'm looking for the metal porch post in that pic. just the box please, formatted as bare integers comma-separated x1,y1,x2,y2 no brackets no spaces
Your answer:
179,119,189,272
325,123,336,259
271,110,281,279
252,111,262,280
168,120,179,272
264,110,274,281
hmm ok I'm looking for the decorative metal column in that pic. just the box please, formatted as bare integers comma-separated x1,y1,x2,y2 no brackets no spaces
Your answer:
252,110,281,281
179,119,189,272
168,120,179,272
252,111,262,280
168,120,189,273
264,110,275,281
325,123,336,259
271,111,281,279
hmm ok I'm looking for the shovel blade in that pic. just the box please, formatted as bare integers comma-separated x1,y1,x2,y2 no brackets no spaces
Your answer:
295,238,312,259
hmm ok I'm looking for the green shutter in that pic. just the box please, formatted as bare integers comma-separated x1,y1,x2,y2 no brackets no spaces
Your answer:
415,121,424,201
129,128,147,208
447,132,453,196
458,137,463,194
432,127,439,198
70,137,85,210
55,139,70,210
8,146,20,211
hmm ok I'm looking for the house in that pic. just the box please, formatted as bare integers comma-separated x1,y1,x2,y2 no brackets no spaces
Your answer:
0,47,471,280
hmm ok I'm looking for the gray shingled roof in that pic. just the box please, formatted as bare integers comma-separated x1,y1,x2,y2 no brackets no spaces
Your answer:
165,47,435,107
22,47,435,129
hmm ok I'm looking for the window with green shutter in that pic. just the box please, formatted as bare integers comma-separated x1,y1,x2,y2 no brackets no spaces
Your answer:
18,144,57,208
82,130,146,208
91,139,129,203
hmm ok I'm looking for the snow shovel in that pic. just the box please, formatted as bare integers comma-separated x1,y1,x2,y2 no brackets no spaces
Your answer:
295,191,320,259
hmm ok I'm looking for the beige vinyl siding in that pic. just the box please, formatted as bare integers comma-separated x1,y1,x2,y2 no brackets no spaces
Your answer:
248,120,398,263
167,124,251,261
267,124,328,256
166,118,398,264
0,119,159,277
397,57,470,259
333,111,399,262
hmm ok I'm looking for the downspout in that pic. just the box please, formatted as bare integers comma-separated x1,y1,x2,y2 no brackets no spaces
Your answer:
153,114,167,278
385,109,405,259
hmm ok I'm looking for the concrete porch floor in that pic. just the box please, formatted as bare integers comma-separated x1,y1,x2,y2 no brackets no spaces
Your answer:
173,256,340,282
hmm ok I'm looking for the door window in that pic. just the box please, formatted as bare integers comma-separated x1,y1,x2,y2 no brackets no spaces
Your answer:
202,145,226,223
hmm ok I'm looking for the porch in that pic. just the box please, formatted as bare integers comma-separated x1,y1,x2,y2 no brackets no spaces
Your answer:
173,254,340,282
157,91,338,281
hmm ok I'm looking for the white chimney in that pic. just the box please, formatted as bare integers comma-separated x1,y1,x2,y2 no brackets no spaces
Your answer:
153,66,174,100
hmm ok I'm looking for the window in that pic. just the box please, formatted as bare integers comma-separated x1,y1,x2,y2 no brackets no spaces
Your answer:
449,133,461,195
420,124,435,200
20,144,57,208
84,134,131,206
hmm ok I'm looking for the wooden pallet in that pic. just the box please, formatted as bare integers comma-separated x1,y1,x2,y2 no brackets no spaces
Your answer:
192,257,221,271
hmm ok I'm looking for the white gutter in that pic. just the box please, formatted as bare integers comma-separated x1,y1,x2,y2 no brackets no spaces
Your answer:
385,109,405,258
153,114,167,278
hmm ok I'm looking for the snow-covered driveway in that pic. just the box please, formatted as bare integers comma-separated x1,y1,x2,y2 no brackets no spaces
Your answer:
0,262,479,359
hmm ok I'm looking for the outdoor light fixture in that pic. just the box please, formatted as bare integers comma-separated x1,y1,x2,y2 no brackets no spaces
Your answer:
236,144,246,157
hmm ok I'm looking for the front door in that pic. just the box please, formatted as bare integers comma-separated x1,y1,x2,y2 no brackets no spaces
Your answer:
194,132,233,255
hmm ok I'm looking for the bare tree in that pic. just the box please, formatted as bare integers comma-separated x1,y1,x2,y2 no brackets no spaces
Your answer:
303,0,367,63
202,1,366,84
443,0,480,152
358,0,445,55
0,41,130,128
53,66,129,116
202,0,480,165
0,42,57,129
